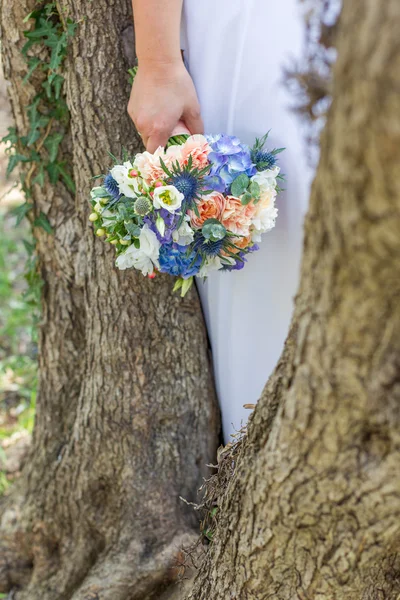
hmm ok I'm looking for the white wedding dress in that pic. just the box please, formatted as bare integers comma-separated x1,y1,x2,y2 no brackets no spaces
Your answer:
182,0,313,441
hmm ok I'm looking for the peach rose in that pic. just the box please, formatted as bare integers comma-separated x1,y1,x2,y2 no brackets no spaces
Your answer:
133,147,166,185
228,234,253,254
188,192,226,229
221,196,256,236
180,134,211,169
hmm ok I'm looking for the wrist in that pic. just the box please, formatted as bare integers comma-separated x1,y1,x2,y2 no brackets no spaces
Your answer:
136,55,183,73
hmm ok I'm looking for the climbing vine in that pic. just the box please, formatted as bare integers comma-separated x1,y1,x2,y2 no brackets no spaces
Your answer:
2,2,76,306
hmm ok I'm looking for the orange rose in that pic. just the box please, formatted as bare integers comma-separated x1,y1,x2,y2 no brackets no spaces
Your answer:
188,192,226,229
180,134,211,169
221,196,256,236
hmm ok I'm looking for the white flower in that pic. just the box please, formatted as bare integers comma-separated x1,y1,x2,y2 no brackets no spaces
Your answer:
153,185,184,213
110,162,141,198
251,205,278,242
172,219,194,246
197,255,235,278
116,224,160,275
251,166,280,194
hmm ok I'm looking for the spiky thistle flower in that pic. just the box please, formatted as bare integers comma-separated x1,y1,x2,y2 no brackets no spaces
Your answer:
160,155,211,220
193,235,225,257
251,132,284,172
104,173,120,198
134,196,152,216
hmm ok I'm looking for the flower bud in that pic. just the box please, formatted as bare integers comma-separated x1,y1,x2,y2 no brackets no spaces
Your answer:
110,239,119,245
96,228,106,237
148,272,156,279
120,239,130,245
89,213,99,222
129,169,138,178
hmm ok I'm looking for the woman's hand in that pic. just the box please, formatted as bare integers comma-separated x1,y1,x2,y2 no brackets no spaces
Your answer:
128,61,204,153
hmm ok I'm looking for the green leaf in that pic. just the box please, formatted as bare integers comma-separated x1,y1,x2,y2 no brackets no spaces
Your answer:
249,181,260,199
202,218,226,242
32,165,45,187
6,153,31,176
271,147,285,155
91,187,110,199
34,212,53,234
11,202,33,226
23,57,41,84
48,33,67,72
125,222,141,238
173,278,184,292
44,132,63,162
1,126,18,145
231,173,250,197
181,276,194,297
59,166,75,194
23,239,36,256
241,192,253,206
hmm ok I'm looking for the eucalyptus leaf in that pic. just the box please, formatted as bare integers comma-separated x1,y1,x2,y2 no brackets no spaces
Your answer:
231,173,249,197
202,218,226,242
249,181,260,199
91,187,110,199
125,222,141,238
241,192,253,206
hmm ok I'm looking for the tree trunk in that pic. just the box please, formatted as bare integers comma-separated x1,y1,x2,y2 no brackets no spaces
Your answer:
188,1,400,598
0,0,219,598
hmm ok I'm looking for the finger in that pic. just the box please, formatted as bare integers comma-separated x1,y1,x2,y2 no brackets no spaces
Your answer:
183,106,204,135
171,121,192,136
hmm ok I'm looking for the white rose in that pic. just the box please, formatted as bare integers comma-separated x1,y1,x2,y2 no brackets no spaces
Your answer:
153,185,184,213
172,219,194,246
110,162,141,198
251,204,278,241
251,166,280,193
116,224,160,275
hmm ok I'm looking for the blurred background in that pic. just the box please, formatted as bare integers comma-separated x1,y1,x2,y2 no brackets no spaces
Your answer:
0,62,36,498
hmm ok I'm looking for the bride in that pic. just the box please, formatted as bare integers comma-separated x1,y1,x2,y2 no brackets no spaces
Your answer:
128,0,312,441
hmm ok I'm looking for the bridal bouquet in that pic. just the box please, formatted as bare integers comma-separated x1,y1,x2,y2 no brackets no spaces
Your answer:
89,133,283,295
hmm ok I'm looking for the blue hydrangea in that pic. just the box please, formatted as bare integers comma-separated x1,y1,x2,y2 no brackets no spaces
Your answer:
104,173,120,198
205,134,257,193
159,243,202,279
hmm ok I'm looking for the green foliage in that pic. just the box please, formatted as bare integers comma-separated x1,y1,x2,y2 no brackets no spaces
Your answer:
0,3,76,408
2,2,76,204
202,218,227,242
231,173,250,197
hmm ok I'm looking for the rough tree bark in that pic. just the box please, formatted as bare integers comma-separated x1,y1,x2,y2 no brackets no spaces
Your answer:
187,1,400,598
0,0,219,599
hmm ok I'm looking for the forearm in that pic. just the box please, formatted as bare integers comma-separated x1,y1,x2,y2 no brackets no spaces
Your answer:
132,0,183,68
